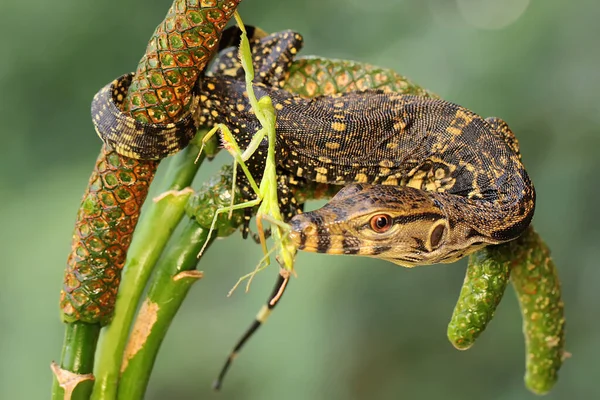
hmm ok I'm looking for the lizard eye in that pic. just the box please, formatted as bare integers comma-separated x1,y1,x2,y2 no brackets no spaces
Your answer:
370,214,393,233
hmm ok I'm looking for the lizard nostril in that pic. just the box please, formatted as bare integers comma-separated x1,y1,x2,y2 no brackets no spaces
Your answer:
289,215,317,247
303,224,316,236
290,216,314,234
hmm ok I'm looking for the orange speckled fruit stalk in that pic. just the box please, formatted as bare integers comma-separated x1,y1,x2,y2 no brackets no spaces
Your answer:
124,0,243,122
61,0,242,324
61,147,157,324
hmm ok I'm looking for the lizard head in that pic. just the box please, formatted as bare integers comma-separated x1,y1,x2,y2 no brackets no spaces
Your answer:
289,183,487,267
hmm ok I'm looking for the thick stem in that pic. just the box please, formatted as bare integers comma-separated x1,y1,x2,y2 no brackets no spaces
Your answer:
118,221,211,400
51,322,101,400
110,164,243,398
91,138,205,400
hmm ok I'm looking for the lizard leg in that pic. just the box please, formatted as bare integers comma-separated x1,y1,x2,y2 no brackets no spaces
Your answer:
206,25,268,77
209,28,304,86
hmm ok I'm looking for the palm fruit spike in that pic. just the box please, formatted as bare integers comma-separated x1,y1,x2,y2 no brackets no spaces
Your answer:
509,226,565,394
448,246,511,350
283,57,437,98
61,148,157,324
124,0,242,120
60,0,243,324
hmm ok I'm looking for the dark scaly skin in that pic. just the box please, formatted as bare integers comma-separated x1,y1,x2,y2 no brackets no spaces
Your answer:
61,0,242,324
282,92,534,265
196,29,535,259
200,76,535,261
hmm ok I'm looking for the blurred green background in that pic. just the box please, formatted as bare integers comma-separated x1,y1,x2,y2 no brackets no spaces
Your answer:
1,0,598,399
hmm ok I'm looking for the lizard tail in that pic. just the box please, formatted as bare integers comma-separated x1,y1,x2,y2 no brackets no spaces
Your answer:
213,273,289,390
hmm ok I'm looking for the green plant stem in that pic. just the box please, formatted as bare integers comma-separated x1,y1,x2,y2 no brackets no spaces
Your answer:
112,165,242,398
114,166,348,394
51,322,100,400
118,221,211,400
91,135,207,400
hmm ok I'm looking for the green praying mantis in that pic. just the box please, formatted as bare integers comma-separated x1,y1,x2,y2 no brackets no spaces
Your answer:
197,13,296,299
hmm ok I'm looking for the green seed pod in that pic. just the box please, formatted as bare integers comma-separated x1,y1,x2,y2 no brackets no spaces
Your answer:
447,246,511,350
508,227,565,394
186,165,245,237
448,226,565,393
283,56,437,99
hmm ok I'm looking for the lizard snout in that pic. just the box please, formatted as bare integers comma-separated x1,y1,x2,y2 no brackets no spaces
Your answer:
288,214,319,250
